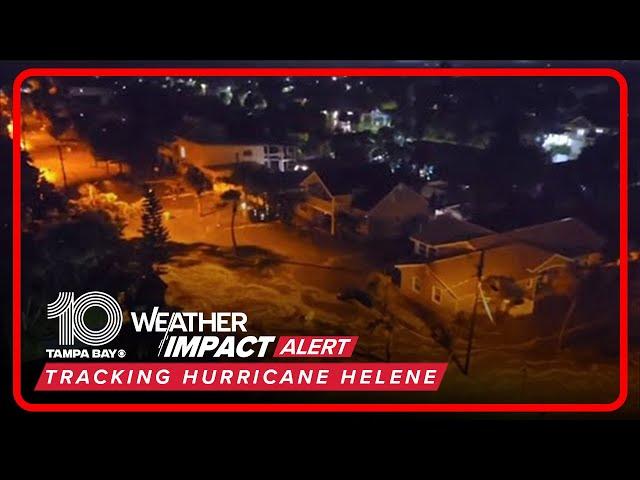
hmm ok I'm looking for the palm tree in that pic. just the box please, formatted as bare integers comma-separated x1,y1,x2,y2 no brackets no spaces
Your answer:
221,189,242,255
186,165,212,216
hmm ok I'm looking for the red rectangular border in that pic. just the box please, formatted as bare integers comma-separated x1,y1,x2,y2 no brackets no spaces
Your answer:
12,67,629,412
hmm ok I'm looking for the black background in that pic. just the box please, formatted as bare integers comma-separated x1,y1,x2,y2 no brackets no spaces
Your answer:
1,23,637,459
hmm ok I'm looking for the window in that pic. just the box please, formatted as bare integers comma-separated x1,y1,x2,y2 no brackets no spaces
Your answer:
243,150,252,157
268,145,280,154
412,276,422,293
526,278,534,289
179,145,186,159
431,286,442,304
269,160,280,170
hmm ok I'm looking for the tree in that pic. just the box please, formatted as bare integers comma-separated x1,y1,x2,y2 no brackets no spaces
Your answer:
79,82,181,176
481,275,526,321
185,165,213,215
48,116,72,141
21,208,172,361
221,189,242,255
21,211,129,360
0,137,66,224
139,186,169,264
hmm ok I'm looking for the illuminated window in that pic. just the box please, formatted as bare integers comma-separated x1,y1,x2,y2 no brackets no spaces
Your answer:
179,145,186,159
431,286,442,304
526,278,534,289
412,276,422,293
243,150,252,157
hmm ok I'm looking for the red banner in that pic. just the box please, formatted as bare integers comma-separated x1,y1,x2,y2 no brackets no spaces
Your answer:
273,336,358,357
36,362,448,391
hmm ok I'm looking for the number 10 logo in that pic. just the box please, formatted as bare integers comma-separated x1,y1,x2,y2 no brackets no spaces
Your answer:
48,291,123,346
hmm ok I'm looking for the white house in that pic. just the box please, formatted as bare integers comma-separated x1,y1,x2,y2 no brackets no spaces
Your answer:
162,138,298,173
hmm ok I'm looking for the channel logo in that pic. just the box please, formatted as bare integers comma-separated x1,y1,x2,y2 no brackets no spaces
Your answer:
47,291,123,347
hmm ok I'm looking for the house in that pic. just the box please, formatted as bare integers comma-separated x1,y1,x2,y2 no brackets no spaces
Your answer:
396,242,573,319
410,215,495,260
564,115,615,137
358,108,392,133
410,217,605,265
321,108,392,134
536,115,616,164
398,217,606,319
296,164,426,238
296,169,359,235
161,137,298,173
350,183,432,239
465,218,606,265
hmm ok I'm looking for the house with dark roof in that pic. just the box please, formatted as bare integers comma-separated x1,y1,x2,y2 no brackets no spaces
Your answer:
411,217,605,265
350,183,432,239
297,166,431,238
296,169,358,235
396,242,573,319
397,217,606,320
467,218,605,263
410,215,495,260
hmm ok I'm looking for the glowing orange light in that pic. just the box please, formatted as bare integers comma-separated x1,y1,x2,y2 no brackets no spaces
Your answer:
39,167,57,184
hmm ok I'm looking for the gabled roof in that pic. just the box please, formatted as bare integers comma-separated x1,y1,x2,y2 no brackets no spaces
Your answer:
427,243,557,298
467,218,605,258
300,170,356,196
352,182,425,213
410,215,495,246
351,184,395,211
303,163,393,197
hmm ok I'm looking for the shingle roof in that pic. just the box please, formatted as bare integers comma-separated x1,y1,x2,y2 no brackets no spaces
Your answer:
308,163,393,196
468,218,605,257
410,215,495,246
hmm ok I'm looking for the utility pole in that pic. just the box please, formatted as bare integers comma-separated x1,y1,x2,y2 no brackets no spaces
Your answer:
56,143,68,190
464,249,484,375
